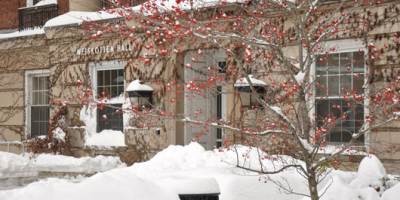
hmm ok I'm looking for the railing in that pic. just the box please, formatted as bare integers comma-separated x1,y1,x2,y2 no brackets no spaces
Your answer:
18,4,58,30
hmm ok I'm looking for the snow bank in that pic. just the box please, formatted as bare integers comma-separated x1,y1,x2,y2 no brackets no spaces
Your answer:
0,28,44,40
350,155,387,192
381,183,400,200
304,155,395,200
1,143,399,200
0,152,36,178
34,154,125,173
0,152,125,177
130,143,308,200
85,130,126,147
0,172,178,200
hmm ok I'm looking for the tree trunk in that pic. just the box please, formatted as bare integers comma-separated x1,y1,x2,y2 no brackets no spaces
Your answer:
307,167,319,200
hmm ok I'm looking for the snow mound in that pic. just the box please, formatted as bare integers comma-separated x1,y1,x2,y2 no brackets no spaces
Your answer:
350,155,387,192
1,143,399,200
318,175,380,200
0,152,36,178
0,152,125,177
130,142,308,200
381,182,400,200
0,172,179,200
85,130,126,147
34,154,125,173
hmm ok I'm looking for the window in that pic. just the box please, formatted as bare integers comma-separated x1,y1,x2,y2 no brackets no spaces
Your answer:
92,61,124,132
26,71,50,138
315,51,365,143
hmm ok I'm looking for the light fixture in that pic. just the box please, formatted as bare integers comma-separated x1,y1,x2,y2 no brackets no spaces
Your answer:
126,79,154,110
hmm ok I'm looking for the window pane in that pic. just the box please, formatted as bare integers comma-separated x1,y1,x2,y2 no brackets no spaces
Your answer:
329,99,342,118
353,51,365,72
316,99,329,119
327,54,340,74
103,71,111,86
328,76,339,96
340,75,351,95
353,74,364,94
97,104,123,132
98,71,104,86
117,69,124,84
340,52,352,74
31,106,49,137
355,104,364,121
329,128,342,142
33,77,40,90
316,55,327,75
316,76,327,97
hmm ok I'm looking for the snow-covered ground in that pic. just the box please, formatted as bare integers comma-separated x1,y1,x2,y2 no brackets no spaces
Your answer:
0,142,399,200
0,152,125,178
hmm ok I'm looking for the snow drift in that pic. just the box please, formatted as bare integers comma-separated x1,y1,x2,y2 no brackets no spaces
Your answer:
0,142,399,200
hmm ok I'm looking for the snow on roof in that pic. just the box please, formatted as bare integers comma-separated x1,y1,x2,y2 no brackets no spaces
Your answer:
45,0,248,28
44,11,121,27
34,0,57,6
135,0,249,12
0,28,44,40
126,79,154,92
234,75,267,87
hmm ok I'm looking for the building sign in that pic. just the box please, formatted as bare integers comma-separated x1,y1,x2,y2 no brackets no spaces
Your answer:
76,44,134,56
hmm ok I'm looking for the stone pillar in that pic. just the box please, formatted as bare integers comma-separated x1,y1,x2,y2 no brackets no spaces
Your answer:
124,127,168,161
67,127,85,148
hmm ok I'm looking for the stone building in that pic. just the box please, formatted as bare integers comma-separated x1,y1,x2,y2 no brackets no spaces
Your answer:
0,0,399,172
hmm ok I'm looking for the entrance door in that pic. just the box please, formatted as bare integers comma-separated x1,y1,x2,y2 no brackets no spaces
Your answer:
183,49,226,149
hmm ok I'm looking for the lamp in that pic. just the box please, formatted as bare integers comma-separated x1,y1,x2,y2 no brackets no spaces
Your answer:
126,79,154,110
234,75,267,107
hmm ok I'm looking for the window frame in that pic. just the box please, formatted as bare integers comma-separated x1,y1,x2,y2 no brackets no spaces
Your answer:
90,60,125,132
25,69,50,139
310,39,369,147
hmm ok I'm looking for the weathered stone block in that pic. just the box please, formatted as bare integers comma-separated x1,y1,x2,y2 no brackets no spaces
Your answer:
67,127,85,148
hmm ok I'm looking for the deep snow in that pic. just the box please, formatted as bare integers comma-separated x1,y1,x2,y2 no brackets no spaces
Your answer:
0,152,125,177
0,143,399,200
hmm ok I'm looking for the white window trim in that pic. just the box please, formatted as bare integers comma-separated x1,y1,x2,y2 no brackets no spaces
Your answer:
309,39,370,148
89,60,126,132
25,69,50,139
